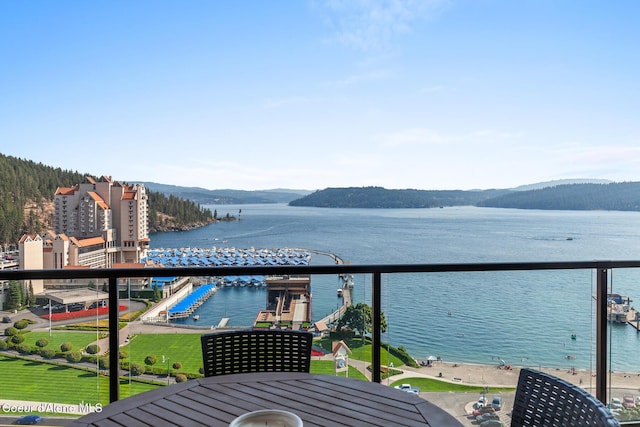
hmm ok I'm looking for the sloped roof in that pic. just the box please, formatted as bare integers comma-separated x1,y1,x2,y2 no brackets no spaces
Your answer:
70,236,105,247
332,340,352,356
55,185,78,196
314,320,329,332
87,191,109,209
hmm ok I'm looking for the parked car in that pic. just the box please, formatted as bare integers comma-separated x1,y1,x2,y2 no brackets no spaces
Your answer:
623,394,636,408
473,405,496,416
2,316,10,323
611,397,623,410
15,414,42,424
479,420,504,427
476,412,501,422
491,396,503,411
68,303,85,312
89,300,107,309
51,304,65,313
394,383,420,394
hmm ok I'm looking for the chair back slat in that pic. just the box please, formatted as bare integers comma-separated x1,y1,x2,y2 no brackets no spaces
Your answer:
511,368,620,426
201,330,312,377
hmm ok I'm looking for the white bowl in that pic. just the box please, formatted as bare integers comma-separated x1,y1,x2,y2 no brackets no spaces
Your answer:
229,409,303,427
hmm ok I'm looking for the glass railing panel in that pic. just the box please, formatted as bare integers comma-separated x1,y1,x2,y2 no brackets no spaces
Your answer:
376,269,604,425
1,278,108,424
5,263,640,425
606,267,640,423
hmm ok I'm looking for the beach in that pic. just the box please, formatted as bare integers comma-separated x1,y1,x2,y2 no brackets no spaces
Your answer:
398,359,640,391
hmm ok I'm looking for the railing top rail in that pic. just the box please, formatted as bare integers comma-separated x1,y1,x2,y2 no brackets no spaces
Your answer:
2,260,640,280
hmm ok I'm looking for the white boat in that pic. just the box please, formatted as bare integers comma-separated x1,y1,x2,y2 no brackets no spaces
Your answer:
193,314,200,321
337,288,343,297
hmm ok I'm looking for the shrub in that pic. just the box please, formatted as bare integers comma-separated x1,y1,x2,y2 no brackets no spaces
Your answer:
172,362,182,370
175,374,187,383
85,344,100,354
118,350,128,359
199,367,204,375
130,363,145,376
98,357,109,369
35,338,49,348
13,319,30,330
144,355,157,366
3,326,18,337
0,340,7,351
60,342,73,352
15,344,31,354
66,352,83,363
41,348,56,359
11,334,25,344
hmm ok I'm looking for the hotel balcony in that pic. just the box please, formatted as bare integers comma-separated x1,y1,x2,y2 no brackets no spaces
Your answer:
1,261,639,426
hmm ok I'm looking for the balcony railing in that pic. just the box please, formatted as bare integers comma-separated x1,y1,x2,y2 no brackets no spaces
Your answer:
2,260,640,425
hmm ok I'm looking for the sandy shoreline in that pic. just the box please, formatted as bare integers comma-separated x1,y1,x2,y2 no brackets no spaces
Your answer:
398,360,640,391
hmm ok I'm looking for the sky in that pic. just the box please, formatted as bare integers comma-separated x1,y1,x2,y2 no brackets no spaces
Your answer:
1,1,639,191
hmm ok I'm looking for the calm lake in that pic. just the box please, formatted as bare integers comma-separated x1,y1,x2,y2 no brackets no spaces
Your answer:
150,204,640,371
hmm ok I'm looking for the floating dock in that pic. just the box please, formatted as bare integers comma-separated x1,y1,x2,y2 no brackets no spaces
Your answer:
168,284,217,319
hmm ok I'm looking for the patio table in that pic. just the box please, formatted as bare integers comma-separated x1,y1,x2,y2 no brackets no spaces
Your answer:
67,372,463,426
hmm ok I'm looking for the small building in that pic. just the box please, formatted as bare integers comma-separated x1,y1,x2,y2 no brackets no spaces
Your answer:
332,340,352,377
314,320,329,337
254,276,311,330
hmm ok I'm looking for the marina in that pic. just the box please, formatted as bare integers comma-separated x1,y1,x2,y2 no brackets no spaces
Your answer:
154,246,353,330
142,247,312,267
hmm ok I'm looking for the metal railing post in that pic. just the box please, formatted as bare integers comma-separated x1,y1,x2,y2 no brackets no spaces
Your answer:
596,267,608,404
372,272,382,383
108,276,119,403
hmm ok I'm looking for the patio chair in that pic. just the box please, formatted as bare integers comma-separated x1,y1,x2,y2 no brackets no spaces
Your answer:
511,368,620,426
200,330,313,377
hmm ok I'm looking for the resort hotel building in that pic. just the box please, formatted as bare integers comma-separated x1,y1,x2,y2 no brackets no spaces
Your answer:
15,176,150,298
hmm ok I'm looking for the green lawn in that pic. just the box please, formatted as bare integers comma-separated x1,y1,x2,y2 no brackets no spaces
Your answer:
21,331,99,352
120,333,203,374
316,338,404,367
6,331,509,405
122,334,373,379
310,360,368,380
390,377,515,393
0,355,160,406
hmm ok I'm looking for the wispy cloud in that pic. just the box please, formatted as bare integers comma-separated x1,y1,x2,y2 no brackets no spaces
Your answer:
316,0,445,52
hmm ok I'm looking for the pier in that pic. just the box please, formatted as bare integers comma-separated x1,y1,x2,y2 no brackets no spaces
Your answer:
168,284,217,319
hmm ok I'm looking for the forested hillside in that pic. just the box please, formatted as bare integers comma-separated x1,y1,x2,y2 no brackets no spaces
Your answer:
478,182,640,210
289,183,640,211
0,153,213,244
289,187,508,208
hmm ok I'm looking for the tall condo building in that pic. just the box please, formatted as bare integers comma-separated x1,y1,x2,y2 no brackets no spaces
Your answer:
53,176,150,266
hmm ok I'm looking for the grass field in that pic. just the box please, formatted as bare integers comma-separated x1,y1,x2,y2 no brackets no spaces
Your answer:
121,334,203,374
0,355,160,405
2,328,511,416
390,377,515,393
120,334,371,378
316,338,404,367
21,331,100,352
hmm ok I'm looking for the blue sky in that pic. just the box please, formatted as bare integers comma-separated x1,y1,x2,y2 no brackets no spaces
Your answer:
1,1,638,191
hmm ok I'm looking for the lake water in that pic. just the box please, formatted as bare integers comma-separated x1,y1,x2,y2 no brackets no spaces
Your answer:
150,204,640,371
